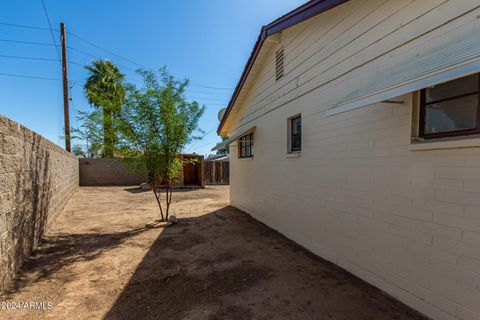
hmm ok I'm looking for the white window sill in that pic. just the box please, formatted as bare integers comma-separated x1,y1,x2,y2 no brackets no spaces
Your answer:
286,152,301,158
409,136,480,151
238,157,254,161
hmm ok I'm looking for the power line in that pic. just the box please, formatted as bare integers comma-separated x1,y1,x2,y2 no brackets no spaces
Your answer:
0,45,138,80
64,46,147,83
188,136,221,152
66,44,232,93
0,72,82,84
0,42,195,91
186,129,218,150
196,103,227,106
66,32,233,91
0,70,226,106
0,21,53,31
0,53,59,62
0,40,143,79
68,60,85,67
41,0,61,60
67,59,145,84
67,46,139,72
0,21,132,70
189,82,232,90
0,72,61,81
185,96,228,103
65,59,226,99
0,38,56,47
67,46,97,59
67,31,145,69
67,47,133,70
0,21,234,91
67,57,228,99
185,89,230,95
0,69,224,105
194,128,217,141
0,68,227,103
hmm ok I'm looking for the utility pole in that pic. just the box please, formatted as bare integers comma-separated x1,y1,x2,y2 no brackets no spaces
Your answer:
60,22,71,152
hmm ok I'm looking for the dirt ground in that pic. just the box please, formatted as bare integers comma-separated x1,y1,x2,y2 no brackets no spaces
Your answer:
0,186,427,320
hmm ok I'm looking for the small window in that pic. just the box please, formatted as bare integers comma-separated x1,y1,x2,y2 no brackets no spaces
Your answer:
419,74,480,139
275,47,284,81
289,115,301,152
238,133,254,158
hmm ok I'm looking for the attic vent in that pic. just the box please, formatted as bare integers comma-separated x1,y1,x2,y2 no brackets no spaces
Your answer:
275,47,284,81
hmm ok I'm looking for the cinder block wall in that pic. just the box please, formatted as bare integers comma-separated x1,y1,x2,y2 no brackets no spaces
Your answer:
230,93,480,320
0,115,79,290
225,1,480,318
79,158,145,186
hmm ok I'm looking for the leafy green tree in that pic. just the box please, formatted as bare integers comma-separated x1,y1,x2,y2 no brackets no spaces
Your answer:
216,136,229,155
84,60,125,158
118,69,205,221
72,109,106,158
72,145,86,158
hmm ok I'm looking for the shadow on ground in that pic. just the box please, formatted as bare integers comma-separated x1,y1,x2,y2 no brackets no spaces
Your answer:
103,207,427,320
2,228,149,297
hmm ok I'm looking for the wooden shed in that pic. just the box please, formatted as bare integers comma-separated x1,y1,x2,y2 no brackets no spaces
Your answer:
153,154,205,188
157,154,204,188
179,154,204,188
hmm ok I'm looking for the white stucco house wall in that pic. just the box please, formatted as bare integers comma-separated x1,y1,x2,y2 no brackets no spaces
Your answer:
214,1,480,319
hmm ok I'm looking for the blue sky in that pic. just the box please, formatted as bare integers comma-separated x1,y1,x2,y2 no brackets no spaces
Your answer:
0,0,305,156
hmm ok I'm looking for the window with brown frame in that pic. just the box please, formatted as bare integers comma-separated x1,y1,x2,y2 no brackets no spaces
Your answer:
419,74,480,139
289,115,301,152
238,133,254,158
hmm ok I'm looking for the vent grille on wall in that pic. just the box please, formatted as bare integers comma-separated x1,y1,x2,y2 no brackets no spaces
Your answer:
275,47,284,81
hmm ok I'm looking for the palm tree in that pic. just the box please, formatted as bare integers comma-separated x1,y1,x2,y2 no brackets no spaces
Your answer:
84,60,125,158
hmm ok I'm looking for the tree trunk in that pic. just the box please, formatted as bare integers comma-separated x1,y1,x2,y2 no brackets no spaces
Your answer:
152,180,165,221
165,182,174,221
165,183,170,221
103,108,114,158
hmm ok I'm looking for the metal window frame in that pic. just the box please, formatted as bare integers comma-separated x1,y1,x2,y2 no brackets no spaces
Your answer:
419,73,480,139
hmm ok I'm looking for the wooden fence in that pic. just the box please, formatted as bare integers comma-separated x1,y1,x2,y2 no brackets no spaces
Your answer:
204,161,229,185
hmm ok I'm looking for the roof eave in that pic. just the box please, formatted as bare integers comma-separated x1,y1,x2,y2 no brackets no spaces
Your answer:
217,0,351,135
217,28,267,135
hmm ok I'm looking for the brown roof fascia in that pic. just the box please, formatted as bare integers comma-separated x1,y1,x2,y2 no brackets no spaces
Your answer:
217,0,350,134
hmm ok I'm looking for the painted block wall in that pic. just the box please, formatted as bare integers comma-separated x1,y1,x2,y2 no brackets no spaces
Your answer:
226,1,480,319
0,115,79,290
230,92,480,320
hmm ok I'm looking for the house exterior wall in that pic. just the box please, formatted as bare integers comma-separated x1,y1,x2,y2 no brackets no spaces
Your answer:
227,1,480,319
0,115,79,290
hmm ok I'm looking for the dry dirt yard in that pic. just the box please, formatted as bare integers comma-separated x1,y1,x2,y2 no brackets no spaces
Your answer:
0,186,427,320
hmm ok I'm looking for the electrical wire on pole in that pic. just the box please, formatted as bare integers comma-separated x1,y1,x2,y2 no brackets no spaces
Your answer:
0,20,234,91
